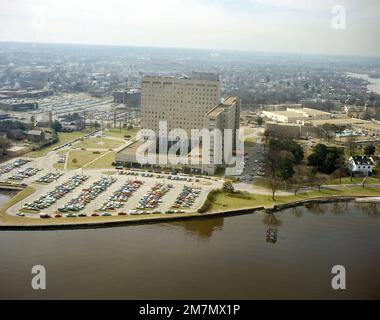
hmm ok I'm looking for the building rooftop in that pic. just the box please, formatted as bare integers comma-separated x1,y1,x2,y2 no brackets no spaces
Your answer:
206,96,238,118
265,110,304,118
117,139,149,157
223,96,238,106
143,72,219,82
206,106,225,118
309,118,368,126
27,130,43,136
351,156,374,166
286,107,331,116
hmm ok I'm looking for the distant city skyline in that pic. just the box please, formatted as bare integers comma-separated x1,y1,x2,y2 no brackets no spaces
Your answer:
0,0,379,57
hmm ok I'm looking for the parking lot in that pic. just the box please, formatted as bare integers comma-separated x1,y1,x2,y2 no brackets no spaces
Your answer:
241,127,266,181
5,161,221,218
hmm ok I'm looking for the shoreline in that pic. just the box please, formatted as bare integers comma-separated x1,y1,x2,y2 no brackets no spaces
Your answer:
0,195,377,231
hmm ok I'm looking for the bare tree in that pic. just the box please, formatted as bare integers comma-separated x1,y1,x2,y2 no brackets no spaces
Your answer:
348,134,357,156
313,176,328,192
270,177,282,201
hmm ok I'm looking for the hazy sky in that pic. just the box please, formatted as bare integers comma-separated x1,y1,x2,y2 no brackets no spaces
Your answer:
0,0,379,56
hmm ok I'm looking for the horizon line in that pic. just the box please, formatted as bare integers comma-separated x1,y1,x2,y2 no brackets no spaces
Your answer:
1,40,380,60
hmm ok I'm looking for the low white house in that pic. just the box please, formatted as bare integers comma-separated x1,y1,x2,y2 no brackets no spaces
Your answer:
348,156,375,176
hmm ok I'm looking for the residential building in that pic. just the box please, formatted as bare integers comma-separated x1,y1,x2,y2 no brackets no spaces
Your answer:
348,156,375,176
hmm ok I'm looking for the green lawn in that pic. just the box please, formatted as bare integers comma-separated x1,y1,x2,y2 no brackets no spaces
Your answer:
252,176,380,190
329,177,380,185
104,127,139,139
53,163,64,170
207,186,380,212
26,130,92,158
74,138,123,150
66,150,106,169
85,151,116,169
244,137,257,143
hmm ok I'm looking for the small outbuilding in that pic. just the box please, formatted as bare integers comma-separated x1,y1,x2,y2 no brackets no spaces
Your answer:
27,129,45,142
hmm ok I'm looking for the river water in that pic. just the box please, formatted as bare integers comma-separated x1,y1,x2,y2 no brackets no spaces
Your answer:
347,72,380,95
0,194,379,299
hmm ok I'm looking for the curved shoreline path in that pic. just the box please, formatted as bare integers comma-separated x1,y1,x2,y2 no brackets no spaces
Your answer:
1,194,379,230
1,128,379,228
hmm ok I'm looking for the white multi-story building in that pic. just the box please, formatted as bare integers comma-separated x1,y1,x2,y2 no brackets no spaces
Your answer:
116,73,241,175
348,156,375,176
141,72,221,141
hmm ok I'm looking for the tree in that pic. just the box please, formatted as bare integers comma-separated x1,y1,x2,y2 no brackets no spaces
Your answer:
268,137,304,164
223,181,234,193
72,158,78,164
308,143,342,174
321,123,338,143
347,134,357,156
332,160,347,183
289,176,308,196
256,117,264,127
313,176,328,192
278,155,295,189
270,177,282,201
0,137,11,157
282,139,304,164
51,120,62,132
364,145,376,156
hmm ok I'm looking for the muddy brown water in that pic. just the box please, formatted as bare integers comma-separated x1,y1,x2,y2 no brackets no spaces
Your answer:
0,193,379,299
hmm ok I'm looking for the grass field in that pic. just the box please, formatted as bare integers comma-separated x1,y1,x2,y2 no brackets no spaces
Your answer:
74,138,123,150
207,186,380,212
252,175,380,190
329,176,380,185
66,150,106,169
26,130,92,158
104,127,139,139
85,151,116,169
53,163,64,170
244,136,257,143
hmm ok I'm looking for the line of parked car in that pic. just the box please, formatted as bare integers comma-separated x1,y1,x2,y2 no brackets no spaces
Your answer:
136,183,173,210
0,158,32,176
99,179,144,211
57,156,66,164
58,176,116,213
172,186,201,209
52,130,100,151
118,171,145,177
8,167,41,181
167,175,193,182
23,175,89,211
36,172,63,184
